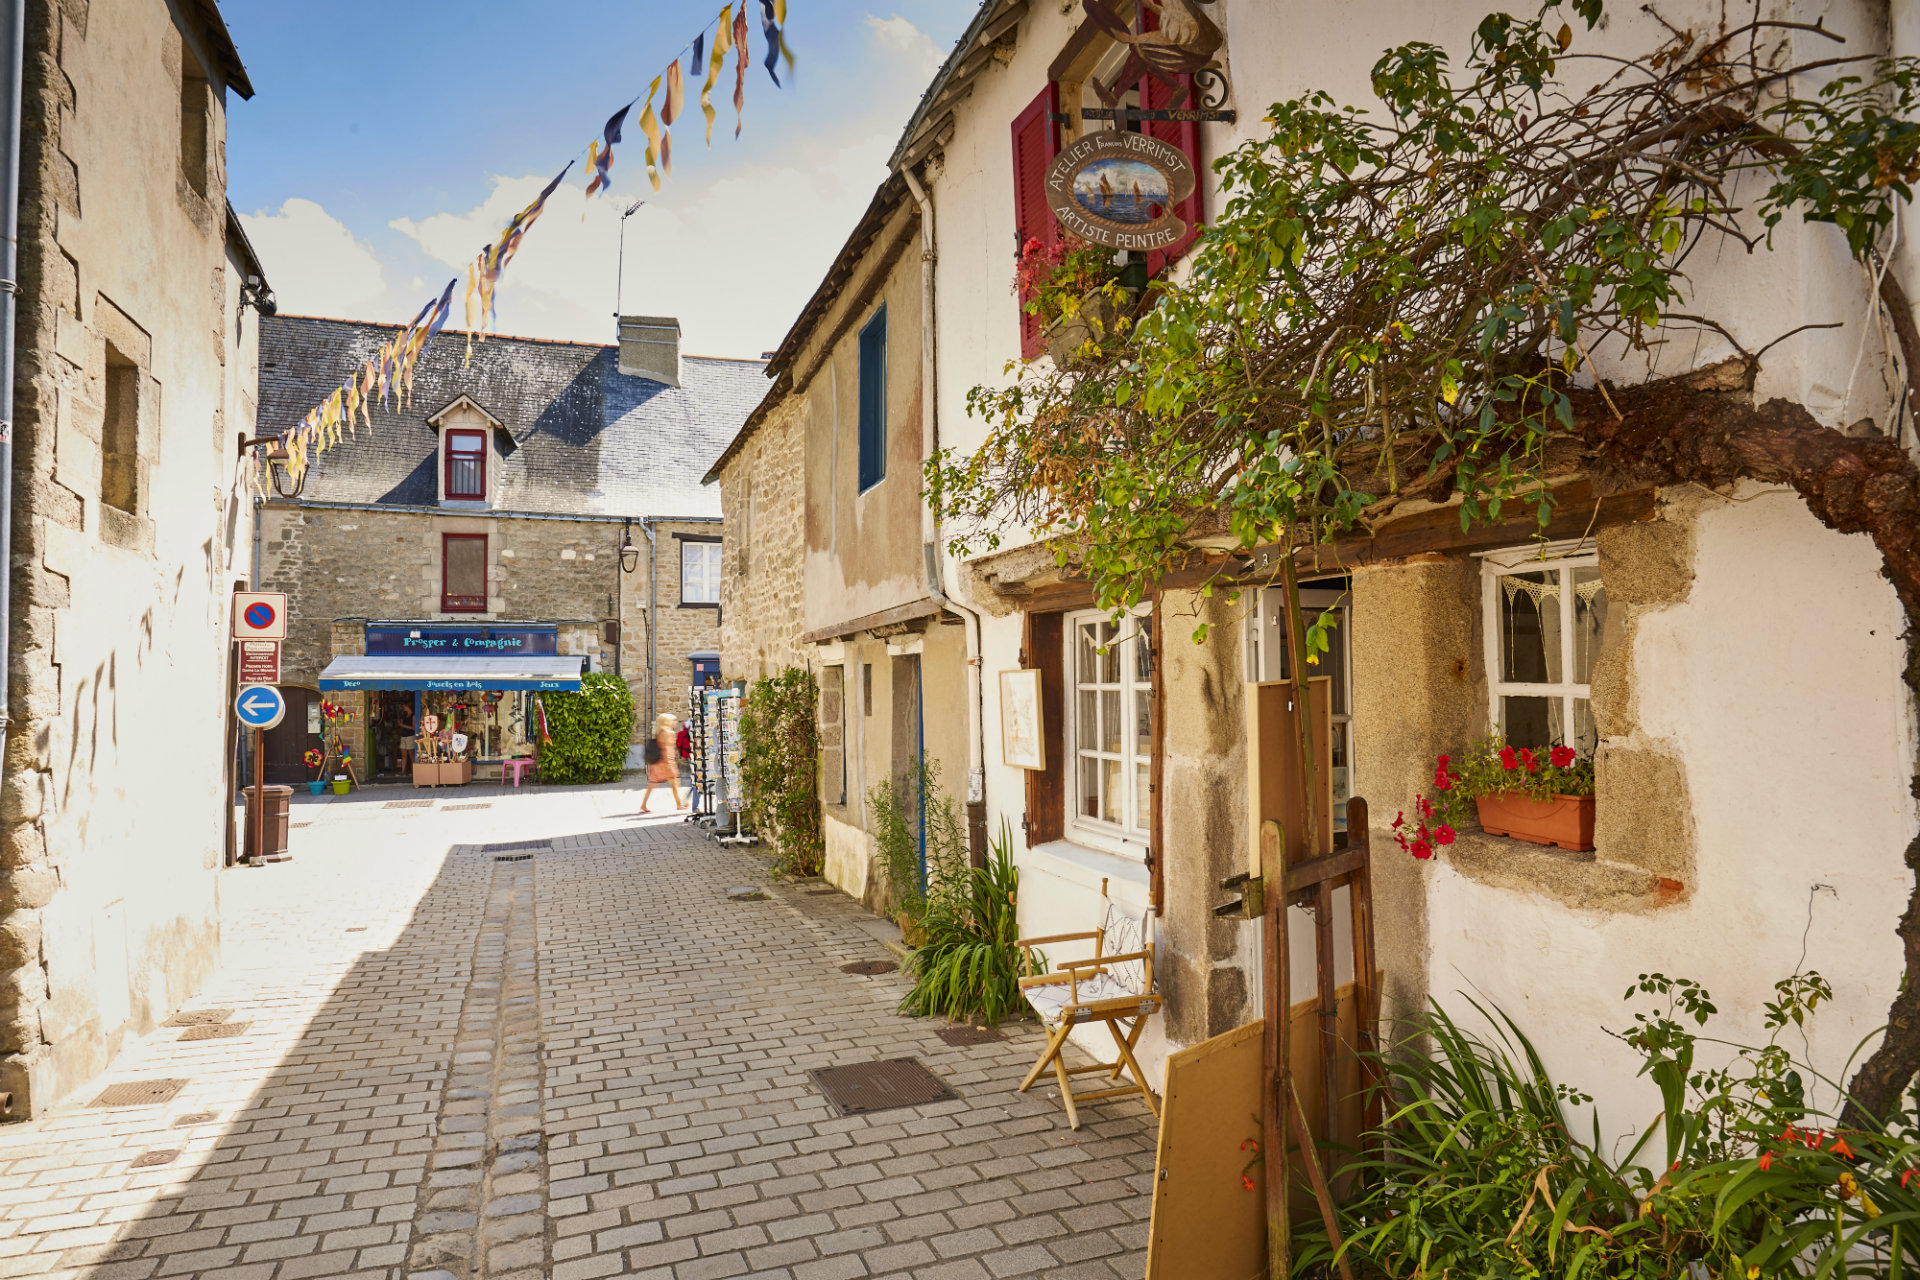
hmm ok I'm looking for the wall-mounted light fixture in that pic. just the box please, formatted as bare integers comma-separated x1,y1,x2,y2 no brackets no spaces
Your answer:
236,432,304,499
238,274,277,320
619,518,640,574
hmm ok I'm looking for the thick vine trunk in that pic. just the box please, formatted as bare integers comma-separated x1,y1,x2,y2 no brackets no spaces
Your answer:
1566,364,1920,1126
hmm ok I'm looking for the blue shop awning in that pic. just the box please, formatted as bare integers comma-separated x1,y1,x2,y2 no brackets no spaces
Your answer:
318,654,585,692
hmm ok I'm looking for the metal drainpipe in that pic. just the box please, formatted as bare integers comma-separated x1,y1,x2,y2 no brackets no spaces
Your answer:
901,164,990,847
0,0,23,736
643,518,658,727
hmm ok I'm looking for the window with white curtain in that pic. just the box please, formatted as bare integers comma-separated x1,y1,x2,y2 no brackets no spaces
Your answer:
1481,545,1608,753
1065,608,1153,857
681,539,722,605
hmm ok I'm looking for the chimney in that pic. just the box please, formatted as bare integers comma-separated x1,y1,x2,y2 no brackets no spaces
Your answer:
617,315,681,387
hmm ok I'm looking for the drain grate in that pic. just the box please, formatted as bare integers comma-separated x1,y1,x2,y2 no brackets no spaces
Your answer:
810,1058,957,1117
481,840,550,853
173,1112,217,1127
130,1149,181,1169
165,1009,231,1028
937,1025,1007,1046
384,799,434,810
91,1079,188,1108
181,1022,250,1042
443,802,491,811
808,888,839,896
841,960,898,976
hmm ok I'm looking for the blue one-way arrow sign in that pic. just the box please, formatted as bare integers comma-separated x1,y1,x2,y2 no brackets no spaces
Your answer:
235,685,287,731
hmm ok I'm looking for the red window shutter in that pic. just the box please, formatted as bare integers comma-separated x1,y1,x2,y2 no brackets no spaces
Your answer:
1011,82,1062,359
1141,73,1203,277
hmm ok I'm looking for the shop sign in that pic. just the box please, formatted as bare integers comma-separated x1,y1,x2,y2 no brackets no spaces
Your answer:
364,624,558,657
239,640,280,685
1044,130,1197,252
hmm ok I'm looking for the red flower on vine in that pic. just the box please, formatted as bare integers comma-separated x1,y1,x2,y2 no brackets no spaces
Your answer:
1901,1168,1917,1190
1831,1135,1856,1161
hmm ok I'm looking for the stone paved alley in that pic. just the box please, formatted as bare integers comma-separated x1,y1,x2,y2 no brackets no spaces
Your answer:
0,787,1155,1280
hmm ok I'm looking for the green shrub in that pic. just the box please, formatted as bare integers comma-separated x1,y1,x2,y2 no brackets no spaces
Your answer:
867,756,967,920
899,819,1034,1025
1305,973,1920,1279
535,672,634,784
739,667,824,876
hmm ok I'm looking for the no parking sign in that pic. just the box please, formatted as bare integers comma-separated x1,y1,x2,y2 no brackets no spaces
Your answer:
232,591,288,640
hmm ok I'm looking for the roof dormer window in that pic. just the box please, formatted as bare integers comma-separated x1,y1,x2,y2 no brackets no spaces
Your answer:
446,428,487,501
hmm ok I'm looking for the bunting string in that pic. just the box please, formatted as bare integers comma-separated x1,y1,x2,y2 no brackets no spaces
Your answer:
260,1,796,494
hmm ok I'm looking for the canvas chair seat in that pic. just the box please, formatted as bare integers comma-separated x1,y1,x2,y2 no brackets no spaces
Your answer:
1014,879,1162,1130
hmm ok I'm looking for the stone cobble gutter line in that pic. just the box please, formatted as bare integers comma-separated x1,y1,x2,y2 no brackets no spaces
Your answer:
412,855,548,1280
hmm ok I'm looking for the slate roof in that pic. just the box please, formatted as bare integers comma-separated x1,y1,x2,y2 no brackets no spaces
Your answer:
257,315,767,518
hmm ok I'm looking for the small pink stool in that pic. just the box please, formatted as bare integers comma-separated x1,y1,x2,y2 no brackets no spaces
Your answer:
501,758,535,788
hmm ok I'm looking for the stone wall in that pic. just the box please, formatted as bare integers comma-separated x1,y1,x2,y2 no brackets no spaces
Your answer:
1,0,256,1114
716,395,807,683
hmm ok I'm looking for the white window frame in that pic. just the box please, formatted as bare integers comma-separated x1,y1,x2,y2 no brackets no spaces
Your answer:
1063,606,1153,859
1480,541,1603,750
681,539,722,605
1245,584,1355,832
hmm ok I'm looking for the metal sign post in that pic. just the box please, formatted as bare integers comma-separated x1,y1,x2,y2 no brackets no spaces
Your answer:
234,685,287,865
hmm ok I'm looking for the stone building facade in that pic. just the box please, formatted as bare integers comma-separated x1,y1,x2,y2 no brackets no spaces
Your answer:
254,316,757,784
1,0,264,1115
713,392,806,683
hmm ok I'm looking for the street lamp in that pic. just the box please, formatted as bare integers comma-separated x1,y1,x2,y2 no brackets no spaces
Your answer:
619,518,640,574
237,433,305,499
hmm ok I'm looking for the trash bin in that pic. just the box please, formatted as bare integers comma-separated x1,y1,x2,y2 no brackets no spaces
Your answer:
244,784,293,862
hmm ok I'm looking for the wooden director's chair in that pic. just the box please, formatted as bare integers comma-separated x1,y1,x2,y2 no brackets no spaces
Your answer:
1015,881,1163,1129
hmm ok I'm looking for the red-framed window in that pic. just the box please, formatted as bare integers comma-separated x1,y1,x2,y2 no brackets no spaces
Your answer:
1141,72,1203,276
445,428,487,501
1011,82,1062,360
441,533,487,613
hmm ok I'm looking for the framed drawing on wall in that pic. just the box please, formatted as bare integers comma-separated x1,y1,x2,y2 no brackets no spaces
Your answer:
1001,669,1045,770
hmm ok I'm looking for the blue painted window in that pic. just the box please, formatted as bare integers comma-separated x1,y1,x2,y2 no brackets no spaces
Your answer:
857,306,887,493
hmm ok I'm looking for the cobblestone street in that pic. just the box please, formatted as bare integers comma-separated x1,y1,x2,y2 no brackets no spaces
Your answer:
0,786,1156,1280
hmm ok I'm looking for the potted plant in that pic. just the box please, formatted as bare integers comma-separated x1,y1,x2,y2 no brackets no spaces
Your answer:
1397,737,1596,856
303,748,326,796
1015,235,1124,364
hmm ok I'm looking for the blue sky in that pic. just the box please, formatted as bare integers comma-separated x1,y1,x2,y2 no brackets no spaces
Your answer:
223,0,976,358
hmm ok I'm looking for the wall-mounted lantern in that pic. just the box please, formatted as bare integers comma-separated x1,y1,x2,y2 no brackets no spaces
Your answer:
236,433,305,499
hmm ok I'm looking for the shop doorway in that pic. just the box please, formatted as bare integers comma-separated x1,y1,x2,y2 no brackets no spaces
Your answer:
370,691,418,779
260,686,317,786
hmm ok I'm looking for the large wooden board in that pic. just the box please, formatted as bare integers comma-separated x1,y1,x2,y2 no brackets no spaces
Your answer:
1245,678,1333,878
1146,1019,1266,1280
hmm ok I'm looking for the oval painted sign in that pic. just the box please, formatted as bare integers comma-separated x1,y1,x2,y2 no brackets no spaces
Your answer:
1044,130,1197,251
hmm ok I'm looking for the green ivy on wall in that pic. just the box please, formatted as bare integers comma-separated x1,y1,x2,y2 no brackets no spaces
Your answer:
739,667,824,876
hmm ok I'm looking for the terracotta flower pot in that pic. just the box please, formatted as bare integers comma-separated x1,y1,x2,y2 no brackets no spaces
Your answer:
1475,791,1595,852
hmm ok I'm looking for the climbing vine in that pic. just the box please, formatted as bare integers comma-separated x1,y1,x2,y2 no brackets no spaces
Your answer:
739,666,825,876
928,1,1920,1115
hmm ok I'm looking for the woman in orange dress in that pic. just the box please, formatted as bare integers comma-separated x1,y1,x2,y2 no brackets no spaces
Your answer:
640,712,684,812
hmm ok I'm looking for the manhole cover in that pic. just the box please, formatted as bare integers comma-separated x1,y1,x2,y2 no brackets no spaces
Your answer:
726,886,768,901
384,799,434,809
443,803,491,811
841,960,898,976
937,1025,1006,1046
91,1080,188,1108
808,888,838,896
130,1149,180,1168
165,1009,231,1028
482,840,550,853
811,1058,957,1116
173,1112,217,1127
181,1022,250,1041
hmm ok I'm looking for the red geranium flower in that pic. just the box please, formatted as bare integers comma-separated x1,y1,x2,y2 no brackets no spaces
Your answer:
1519,747,1538,773
1435,825,1456,845
1550,745,1577,768
1410,839,1433,860
1500,746,1519,770
1392,811,1404,829
1436,754,1450,768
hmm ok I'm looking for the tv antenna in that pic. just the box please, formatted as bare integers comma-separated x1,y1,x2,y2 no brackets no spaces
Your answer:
614,199,647,319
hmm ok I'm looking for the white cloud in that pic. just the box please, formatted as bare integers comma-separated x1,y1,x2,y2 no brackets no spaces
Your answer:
239,198,388,317
389,132,894,357
865,14,946,82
